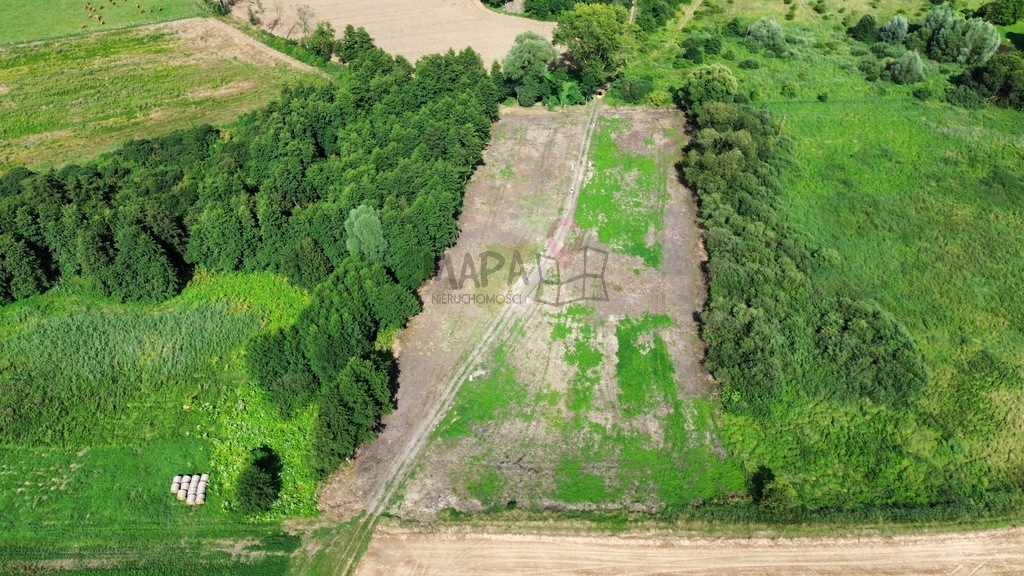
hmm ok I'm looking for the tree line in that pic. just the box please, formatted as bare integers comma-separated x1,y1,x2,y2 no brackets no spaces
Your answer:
0,28,503,477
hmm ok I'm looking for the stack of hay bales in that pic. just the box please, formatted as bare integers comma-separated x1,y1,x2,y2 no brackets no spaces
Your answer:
171,473,209,505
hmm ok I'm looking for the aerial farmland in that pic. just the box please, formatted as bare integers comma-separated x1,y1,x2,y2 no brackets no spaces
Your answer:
2,0,1024,574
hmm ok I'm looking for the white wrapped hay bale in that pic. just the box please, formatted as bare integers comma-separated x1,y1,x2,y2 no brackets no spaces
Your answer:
177,489,187,500
186,494,196,505
171,482,180,493
196,494,205,505
200,473,209,482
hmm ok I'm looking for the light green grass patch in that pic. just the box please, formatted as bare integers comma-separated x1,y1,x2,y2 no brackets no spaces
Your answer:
576,118,667,268
0,24,316,170
0,0,205,45
434,345,527,441
761,96,1024,498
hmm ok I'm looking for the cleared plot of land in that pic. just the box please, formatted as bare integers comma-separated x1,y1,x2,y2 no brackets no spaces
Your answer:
384,108,734,520
0,17,318,171
231,0,554,65
357,525,1024,576
0,0,204,45
317,105,591,522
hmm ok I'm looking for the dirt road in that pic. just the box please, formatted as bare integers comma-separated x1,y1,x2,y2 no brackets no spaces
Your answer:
231,0,554,66
357,526,1024,575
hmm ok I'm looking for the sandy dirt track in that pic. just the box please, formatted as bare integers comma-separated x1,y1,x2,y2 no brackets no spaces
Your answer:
234,0,555,66
356,526,1024,575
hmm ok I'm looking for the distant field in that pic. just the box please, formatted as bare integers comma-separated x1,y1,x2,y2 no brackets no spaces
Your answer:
0,0,204,45
0,18,318,171
231,0,554,65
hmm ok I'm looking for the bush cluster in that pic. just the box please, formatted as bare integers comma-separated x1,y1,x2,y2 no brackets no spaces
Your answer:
682,102,929,421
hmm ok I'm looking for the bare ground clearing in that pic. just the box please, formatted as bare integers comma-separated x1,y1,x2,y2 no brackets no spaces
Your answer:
388,107,722,519
318,105,594,521
357,524,1024,575
231,0,554,66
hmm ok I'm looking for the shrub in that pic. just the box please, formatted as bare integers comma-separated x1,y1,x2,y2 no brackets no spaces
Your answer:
946,84,986,108
963,52,1024,110
678,64,738,107
738,58,761,69
781,81,799,97
849,14,878,43
724,17,745,36
704,36,723,55
977,0,1024,25
304,21,337,62
235,446,283,515
878,15,909,44
612,75,655,104
747,17,786,54
912,85,934,100
817,92,830,101
924,6,1001,66
684,45,705,63
890,50,925,84
871,41,903,58
859,57,882,81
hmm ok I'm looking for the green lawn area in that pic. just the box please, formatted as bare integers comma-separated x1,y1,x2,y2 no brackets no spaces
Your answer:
765,97,1024,486
0,0,205,45
999,20,1024,50
0,23,317,171
0,271,318,571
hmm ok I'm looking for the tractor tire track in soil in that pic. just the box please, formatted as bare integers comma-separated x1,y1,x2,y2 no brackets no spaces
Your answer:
356,524,1024,575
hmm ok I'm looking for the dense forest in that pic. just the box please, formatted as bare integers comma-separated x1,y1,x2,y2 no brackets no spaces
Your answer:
0,27,503,477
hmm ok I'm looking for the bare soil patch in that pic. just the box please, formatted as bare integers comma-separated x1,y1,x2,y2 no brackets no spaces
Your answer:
231,0,555,65
156,18,317,72
318,105,592,520
357,525,1024,575
387,108,719,519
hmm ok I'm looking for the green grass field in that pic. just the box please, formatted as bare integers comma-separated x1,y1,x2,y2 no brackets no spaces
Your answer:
766,98,1024,489
0,271,319,571
0,22,317,170
599,0,1024,518
576,117,668,268
0,0,205,45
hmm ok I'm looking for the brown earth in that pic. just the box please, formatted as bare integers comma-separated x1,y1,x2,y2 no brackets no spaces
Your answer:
318,104,598,521
388,107,713,519
231,0,555,65
357,524,1024,575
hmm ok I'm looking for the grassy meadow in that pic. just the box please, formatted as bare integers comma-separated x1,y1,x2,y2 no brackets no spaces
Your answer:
0,0,205,45
617,0,1024,515
0,23,317,170
0,271,320,571
768,98,1024,491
